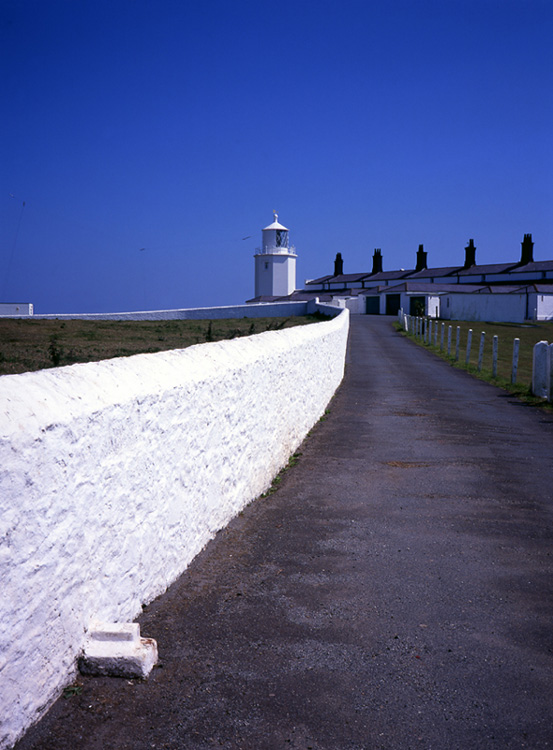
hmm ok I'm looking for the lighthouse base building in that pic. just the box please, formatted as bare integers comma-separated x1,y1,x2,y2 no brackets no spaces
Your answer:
254,214,297,298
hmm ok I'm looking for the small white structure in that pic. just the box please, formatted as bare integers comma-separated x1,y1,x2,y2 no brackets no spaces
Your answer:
254,212,297,298
0,303,33,316
80,622,158,679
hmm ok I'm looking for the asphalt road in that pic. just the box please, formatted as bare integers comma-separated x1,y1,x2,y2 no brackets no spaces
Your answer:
15,316,553,750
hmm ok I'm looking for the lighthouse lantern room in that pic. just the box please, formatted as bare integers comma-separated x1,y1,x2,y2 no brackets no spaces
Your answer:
254,212,297,298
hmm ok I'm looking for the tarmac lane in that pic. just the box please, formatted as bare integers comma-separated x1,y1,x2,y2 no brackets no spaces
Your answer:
15,315,553,750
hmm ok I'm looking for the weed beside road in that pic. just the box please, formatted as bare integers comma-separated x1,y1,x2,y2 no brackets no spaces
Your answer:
0,314,328,376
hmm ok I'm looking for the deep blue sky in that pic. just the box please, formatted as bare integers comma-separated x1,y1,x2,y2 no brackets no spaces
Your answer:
2,0,552,313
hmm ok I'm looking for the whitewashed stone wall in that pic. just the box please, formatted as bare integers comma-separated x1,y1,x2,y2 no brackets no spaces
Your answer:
29,301,319,321
0,303,33,317
0,309,349,749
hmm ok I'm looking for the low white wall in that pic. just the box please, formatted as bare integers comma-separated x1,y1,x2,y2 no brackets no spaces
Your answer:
0,303,33,316
0,309,349,749
28,301,322,321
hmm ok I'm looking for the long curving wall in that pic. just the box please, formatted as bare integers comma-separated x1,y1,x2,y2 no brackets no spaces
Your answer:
0,308,349,749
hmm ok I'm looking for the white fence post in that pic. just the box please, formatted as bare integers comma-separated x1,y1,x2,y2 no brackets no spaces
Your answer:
428,319,432,344
440,323,445,351
549,344,553,401
492,335,498,378
511,338,520,384
465,329,473,365
532,341,550,398
477,332,485,372
434,322,438,346
455,326,460,361
447,325,452,356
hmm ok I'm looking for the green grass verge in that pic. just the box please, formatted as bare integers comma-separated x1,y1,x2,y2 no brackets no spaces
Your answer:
395,318,553,412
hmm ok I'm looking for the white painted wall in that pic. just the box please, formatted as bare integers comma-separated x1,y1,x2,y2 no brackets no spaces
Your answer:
328,297,365,314
0,303,33,316
532,293,553,321
27,301,321,322
254,253,296,297
0,309,349,749
427,295,440,318
440,293,528,322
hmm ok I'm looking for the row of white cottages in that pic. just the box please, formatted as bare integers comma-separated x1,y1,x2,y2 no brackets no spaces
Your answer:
252,235,553,323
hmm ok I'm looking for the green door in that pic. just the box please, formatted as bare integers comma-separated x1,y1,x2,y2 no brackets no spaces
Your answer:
365,296,380,315
385,294,401,315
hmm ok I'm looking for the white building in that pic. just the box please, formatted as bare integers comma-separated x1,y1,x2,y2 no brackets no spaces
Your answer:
0,302,33,316
254,213,297,298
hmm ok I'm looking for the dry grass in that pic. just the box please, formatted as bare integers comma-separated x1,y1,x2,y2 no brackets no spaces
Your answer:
0,315,328,376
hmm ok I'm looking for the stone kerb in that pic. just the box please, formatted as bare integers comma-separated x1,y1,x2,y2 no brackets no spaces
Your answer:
0,309,349,750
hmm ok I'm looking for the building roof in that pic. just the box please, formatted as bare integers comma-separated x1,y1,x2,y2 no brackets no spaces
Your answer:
329,273,372,284
263,213,288,231
510,260,553,274
471,285,529,294
382,282,485,294
363,269,413,282
404,266,463,279
305,275,334,286
456,262,519,276
533,283,553,293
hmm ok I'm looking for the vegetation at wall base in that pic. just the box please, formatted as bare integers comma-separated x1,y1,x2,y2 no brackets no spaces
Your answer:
394,319,553,412
0,315,330,376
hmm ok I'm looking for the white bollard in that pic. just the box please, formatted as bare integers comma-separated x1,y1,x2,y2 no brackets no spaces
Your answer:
512,338,520,384
492,335,498,378
549,344,553,401
465,329,473,365
434,321,438,346
447,325,452,356
440,323,445,351
428,319,432,344
478,332,485,372
455,326,460,361
532,340,550,398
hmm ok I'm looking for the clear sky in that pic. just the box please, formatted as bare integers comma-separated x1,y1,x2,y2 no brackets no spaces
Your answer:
2,0,552,313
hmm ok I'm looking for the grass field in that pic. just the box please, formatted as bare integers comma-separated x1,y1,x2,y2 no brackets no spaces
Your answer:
0,314,328,376
400,317,553,401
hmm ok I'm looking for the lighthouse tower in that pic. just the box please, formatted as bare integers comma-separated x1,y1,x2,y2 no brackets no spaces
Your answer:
254,212,297,297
